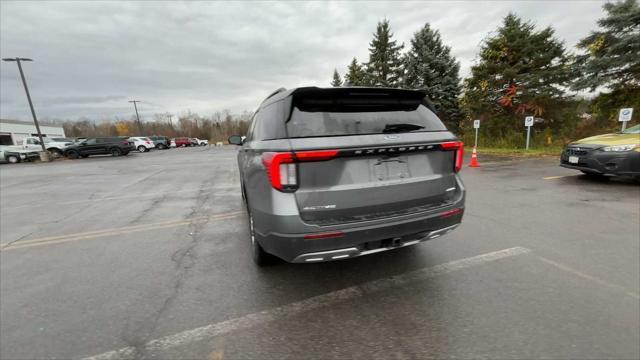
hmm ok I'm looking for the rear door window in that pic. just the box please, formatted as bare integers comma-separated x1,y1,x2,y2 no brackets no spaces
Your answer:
253,101,287,140
287,104,446,138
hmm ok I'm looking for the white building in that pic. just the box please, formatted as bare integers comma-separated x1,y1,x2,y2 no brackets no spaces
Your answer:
0,119,66,145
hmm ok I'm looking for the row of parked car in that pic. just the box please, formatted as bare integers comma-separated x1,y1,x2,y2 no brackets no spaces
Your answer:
0,136,210,163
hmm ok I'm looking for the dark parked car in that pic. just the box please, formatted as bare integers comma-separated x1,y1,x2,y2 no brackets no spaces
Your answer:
149,136,171,149
560,124,640,179
174,137,192,147
229,87,465,266
63,137,134,159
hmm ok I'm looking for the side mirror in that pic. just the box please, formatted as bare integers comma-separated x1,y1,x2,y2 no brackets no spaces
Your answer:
228,135,244,145
80,141,87,146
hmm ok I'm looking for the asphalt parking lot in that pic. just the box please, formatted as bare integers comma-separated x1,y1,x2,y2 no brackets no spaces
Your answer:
1,146,638,359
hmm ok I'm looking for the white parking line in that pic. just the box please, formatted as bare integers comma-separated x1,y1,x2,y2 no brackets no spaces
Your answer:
1,185,239,211
543,175,575,180
82,247,531,360
0,211,244,251
537,256,640,300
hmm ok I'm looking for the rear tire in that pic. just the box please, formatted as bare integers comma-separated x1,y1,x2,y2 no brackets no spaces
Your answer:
66,150,79,159
111,148,122,157
157,144,166,150
48,148,62,157
6,155,20,164
137,145,147,153
247,208,277,266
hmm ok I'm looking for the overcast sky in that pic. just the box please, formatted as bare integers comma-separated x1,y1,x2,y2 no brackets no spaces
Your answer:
1,0,606,122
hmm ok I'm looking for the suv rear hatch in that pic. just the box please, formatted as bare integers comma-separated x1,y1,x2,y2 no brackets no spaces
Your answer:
268,87,463,225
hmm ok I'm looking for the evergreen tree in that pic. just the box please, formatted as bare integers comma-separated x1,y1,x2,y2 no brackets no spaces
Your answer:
330,69,343,87
404,23,463,131
572,0,640,91
344,57,366,86
365,20,404,87
462,13,572,133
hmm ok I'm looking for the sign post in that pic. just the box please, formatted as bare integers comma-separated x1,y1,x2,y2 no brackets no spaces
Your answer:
473,119,480,148
525,116,534,150
619,108,633,131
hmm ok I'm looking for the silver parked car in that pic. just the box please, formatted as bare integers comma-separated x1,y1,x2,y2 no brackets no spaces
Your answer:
229,87,465,266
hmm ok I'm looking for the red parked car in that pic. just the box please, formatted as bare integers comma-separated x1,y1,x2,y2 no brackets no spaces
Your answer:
174,137,192,147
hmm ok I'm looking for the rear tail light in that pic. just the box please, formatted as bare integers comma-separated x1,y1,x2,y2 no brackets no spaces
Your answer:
439,207,463,218
262,150,339,191
304,231,344,240
441,141,464,173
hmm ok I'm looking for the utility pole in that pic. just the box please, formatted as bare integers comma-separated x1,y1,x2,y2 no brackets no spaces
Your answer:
128,100,142,131
2,57,46,152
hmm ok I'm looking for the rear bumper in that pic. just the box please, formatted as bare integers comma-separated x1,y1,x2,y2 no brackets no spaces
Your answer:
292,223,460,263
255,176,465,263
24,152,40,161
560,150,640,176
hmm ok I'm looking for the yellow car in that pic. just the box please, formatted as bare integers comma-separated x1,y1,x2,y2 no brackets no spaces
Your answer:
561,124,640,178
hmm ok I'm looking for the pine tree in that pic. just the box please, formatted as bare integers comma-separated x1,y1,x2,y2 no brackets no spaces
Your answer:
330,69,343,87
404,23,463,131
344,57,366,86
462,13,572,133
572,0,640,91
365,20,405,87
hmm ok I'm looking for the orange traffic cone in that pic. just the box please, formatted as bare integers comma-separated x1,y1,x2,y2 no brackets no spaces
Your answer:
469,147,480,167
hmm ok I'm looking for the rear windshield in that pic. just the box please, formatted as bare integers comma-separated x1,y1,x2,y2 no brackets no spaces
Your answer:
287,104,447,138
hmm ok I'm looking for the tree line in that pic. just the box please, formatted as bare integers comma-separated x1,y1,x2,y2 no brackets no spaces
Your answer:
61,110,252,142
331,0,640,147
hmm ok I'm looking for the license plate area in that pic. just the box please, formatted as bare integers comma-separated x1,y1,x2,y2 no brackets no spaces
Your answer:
373,157,410,181
568,156,579,164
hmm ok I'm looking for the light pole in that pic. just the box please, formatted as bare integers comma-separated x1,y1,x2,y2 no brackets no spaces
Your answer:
128,100,142,131
2,57,46,152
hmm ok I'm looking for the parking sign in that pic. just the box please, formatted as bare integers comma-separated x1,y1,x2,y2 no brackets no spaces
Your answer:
619,108,633,122
525,116,534,127
473,120,480,129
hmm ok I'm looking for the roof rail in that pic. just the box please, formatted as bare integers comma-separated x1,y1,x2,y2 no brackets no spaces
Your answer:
264,87,287,101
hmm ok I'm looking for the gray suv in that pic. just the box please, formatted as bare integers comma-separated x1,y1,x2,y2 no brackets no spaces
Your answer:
229,87,465,265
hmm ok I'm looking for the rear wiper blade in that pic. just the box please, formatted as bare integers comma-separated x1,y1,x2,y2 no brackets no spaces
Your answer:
382,123,425,133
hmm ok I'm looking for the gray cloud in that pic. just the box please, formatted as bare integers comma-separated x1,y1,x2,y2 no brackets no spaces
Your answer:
41,95,127,106
0,0,606,121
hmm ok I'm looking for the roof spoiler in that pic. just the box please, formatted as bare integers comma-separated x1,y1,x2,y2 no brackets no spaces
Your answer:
290,87,435,113
263,87,287,102
291,87,427,99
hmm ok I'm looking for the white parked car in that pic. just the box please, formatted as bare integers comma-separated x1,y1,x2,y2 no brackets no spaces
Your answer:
18,136,74,156
0,145,40,163
194,138,209,146
130,137,156,152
